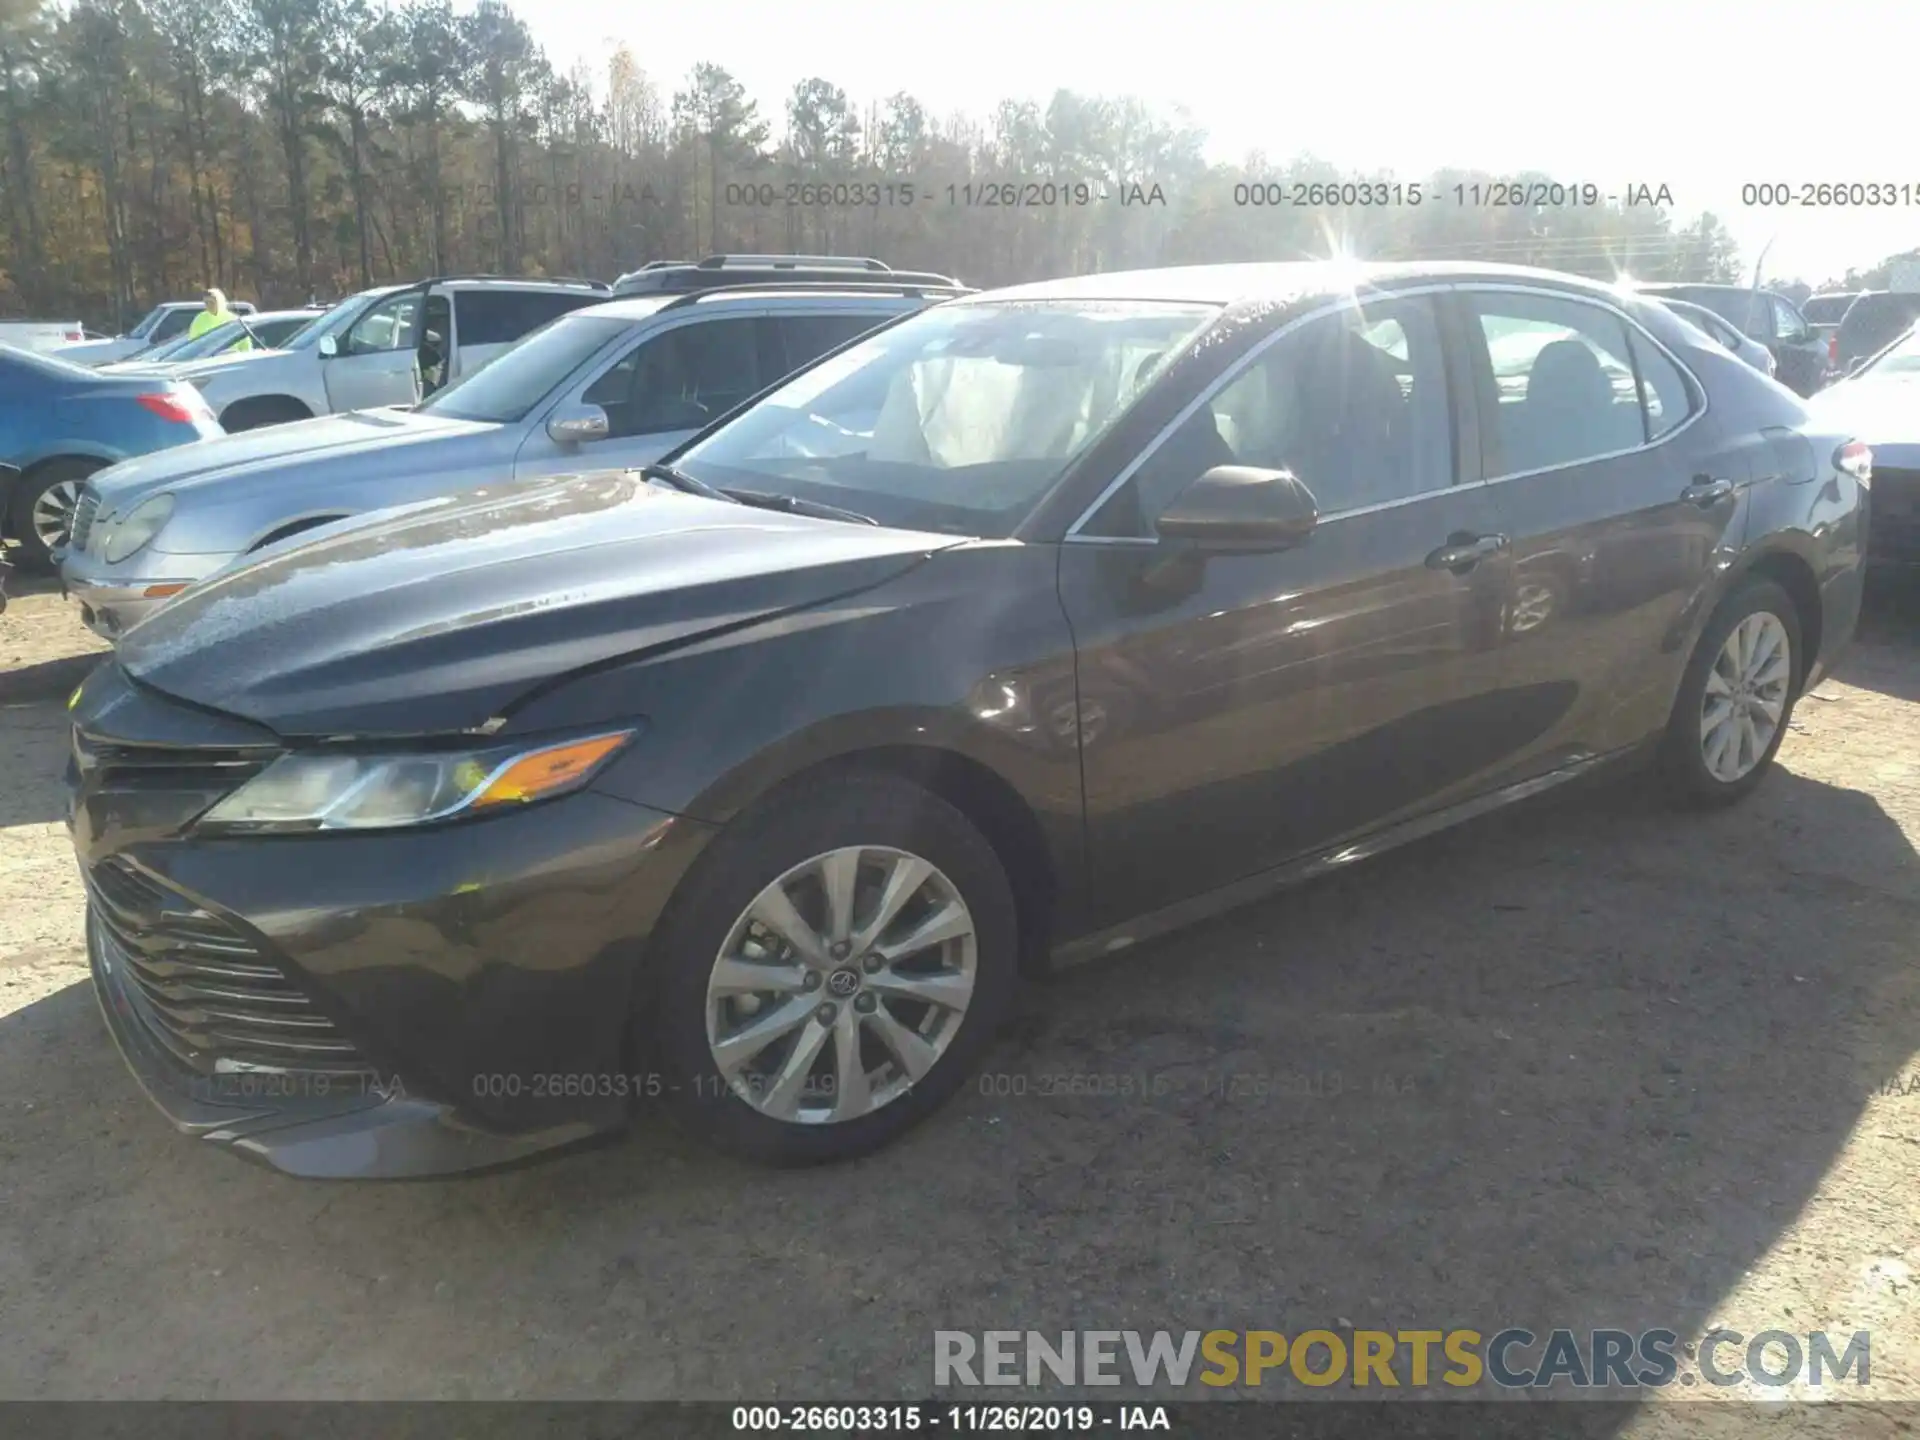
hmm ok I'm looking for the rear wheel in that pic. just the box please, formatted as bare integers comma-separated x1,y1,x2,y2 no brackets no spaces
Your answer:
1659,578,1802,807
646,772,1018,1165
8,458,104,572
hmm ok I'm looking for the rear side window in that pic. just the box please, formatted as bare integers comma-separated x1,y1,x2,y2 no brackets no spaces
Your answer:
1468,293,1653,476
455,291,528,347
1083,296,1452,536
776,313,891,372
453,290,597,347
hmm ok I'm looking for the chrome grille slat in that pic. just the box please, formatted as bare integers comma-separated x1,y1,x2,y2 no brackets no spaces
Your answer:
70,489,100,553
88,857,373,1077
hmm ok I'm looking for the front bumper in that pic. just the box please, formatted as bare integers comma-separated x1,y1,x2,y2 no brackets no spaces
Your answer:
75,775,716,1178
61,566,206,639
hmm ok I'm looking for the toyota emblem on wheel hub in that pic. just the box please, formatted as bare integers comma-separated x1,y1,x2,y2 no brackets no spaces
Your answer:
826,967,862,997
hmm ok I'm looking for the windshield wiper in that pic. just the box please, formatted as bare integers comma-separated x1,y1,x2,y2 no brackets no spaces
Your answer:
640,461,729,502
718,488,878,526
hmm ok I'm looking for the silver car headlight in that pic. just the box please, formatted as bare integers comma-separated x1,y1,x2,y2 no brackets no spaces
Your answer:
103,494,176,563
196,730,636,834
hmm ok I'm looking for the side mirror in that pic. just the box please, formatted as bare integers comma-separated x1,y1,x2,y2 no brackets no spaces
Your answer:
1154,465,1319,553
546,402,610,446
317,334,339,358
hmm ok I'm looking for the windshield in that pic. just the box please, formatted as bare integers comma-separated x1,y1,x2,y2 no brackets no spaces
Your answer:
165,318,254,360
674,299,1220,537
1856,323,1920,377
138,329,201,362
127,306,170,339
419,313,634,424
285,289,398,350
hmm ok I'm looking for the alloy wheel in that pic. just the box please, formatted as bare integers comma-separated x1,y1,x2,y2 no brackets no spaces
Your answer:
704,845,978,1125
1699,611,1791,783
31,479,80,552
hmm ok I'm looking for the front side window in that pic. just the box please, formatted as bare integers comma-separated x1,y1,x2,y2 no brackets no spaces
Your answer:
583,317,770,438
674,299,1220,537
1083,297,1452,536
1470,294,1651,476
419,314,632,425
344,293,424,355
1771,297,1807,342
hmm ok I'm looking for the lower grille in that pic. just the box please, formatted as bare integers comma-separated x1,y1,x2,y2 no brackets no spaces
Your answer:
88,855,371,1077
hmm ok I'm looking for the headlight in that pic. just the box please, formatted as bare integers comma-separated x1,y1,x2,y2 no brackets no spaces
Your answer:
197,730,635,833
103,494,175,563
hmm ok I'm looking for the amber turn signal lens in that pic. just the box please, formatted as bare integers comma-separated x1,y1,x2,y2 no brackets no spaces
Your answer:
470,733,632,808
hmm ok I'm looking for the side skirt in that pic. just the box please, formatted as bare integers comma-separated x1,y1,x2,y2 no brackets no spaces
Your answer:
1047,747,1639,972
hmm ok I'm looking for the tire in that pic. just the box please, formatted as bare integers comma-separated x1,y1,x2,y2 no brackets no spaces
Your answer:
645,771,1019,1165
1658,578,1803,808
220,397,311,433
8,458,104,572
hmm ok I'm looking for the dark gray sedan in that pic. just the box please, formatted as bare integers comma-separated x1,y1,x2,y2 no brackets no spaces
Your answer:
65,261,1869,1178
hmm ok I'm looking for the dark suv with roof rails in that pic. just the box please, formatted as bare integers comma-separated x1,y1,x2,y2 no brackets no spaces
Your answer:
612,254,964,298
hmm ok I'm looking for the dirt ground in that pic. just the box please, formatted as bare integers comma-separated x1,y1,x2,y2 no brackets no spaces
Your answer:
1,567,1916,1430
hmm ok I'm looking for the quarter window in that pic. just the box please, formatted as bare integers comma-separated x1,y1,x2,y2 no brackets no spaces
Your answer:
1469,295,1653,477
1082,297,1452,536
1626,330,1696,441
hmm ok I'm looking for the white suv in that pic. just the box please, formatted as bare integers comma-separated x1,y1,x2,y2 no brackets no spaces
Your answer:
175,276,610,432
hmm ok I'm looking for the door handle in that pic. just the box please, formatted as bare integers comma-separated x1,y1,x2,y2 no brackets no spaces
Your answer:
1681,476,1736,507
1425,533,1509,573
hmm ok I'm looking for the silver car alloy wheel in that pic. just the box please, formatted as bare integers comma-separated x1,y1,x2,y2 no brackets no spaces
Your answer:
1700,611,1791,783
704,845,978,1125
31,478,80,551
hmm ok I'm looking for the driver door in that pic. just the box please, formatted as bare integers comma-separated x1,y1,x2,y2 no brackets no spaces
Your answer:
513,312,778,480
323,288,426,413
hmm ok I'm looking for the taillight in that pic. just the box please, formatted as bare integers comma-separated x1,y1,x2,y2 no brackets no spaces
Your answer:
1828,333,1839,370
64,329,83,342
1836,440,1872,484
136,391,208,425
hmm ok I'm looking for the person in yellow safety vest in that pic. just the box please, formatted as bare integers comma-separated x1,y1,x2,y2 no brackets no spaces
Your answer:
187,288,247,350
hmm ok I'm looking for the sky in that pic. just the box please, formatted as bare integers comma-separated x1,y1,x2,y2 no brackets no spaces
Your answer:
525,0,1920,286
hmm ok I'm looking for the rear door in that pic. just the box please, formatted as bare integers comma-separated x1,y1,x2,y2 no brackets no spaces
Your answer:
321,286,426,412
1458,286,1746,774
512,311,780,479
1059,293,1522,923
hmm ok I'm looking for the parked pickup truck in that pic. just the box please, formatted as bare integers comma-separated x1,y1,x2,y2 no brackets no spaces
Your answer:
177,275,610,431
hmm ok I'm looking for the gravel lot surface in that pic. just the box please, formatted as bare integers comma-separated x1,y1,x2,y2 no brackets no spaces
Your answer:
2,569,1916,1434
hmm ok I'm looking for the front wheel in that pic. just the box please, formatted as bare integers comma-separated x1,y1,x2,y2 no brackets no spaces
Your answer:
645,772,1019,1165
9,458,103,572
1659,578,1803,807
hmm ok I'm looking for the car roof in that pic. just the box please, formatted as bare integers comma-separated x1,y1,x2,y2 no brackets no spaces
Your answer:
965,260,1651,308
